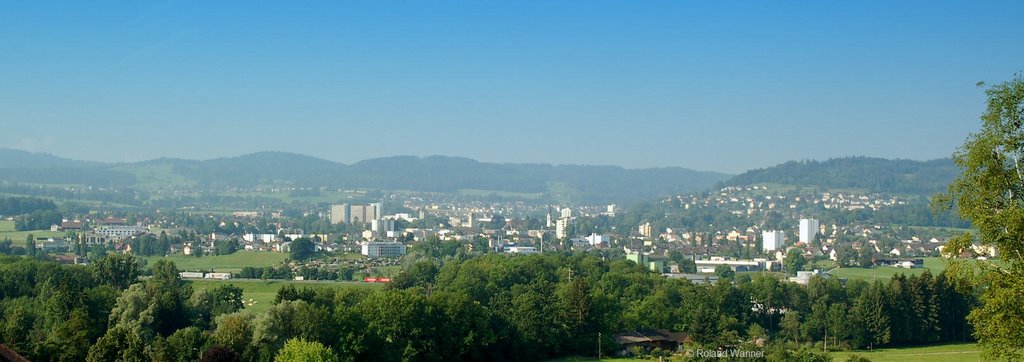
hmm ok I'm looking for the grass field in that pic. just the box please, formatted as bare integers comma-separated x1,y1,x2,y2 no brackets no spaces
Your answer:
830,343,980,362
550,344,980,362
142,251,289,273
187,279,383,313
829,257,951,282
907,226,974,235
828,257,1001,282
0,220,65,241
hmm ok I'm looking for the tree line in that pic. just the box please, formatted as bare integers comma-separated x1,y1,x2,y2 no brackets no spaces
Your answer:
0,251,976,361
0,196,56,216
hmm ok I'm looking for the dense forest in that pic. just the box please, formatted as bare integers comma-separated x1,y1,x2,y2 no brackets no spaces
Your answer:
722,157,958,195
0,196,63,231
0,252,975,361
0,196,56,216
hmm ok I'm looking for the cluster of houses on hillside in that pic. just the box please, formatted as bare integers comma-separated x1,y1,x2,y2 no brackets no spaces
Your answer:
670,186,907,220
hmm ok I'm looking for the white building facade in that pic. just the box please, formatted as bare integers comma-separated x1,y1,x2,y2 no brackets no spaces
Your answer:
585,233,608,246
555,218,569,239
94,225,147,240
762,230,786,252
799,218,820,244
361,242,407,258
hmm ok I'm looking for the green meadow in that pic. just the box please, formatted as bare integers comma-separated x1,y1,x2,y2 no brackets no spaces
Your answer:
830,343,980,362
142,251,289,273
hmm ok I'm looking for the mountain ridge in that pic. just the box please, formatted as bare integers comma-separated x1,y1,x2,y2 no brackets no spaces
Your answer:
0,149,959,202
0,148,730,203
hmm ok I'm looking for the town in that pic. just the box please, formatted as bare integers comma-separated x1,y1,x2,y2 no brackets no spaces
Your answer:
5,183,987,284
1,1,1020,360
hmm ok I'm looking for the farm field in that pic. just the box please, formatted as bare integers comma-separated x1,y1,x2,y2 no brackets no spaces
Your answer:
829,257,950,281
830,343,980,362
142,251,288,273
0,220,65,241
187,278,383,313
829,257,1000,282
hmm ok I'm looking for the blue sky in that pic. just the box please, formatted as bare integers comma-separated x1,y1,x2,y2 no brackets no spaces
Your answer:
1,1,1022,173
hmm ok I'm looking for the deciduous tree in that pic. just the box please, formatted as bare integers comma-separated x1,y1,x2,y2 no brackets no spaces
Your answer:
935,74,1024,359
274,338,339,362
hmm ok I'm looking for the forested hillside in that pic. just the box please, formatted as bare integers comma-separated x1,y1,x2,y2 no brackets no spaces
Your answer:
723,157,958,195
0,149,729,204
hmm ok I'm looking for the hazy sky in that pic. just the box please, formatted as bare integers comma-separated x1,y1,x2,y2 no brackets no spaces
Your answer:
1,1,1022,173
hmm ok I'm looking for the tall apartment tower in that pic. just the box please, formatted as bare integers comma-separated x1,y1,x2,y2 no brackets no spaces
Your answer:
762,230,786,252
370,203,382,220
555,218,569,239
639,222,653,238
330,203,382,225
799,218,819,244
330,204,350,225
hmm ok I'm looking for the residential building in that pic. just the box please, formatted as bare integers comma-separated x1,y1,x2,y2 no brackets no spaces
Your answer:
330,204,348,224
505,246,538,254
614,330,690,354
361,242,407,258
331,203,383,224
762,230,786,252
555,218,569,239
585,233,608,246
694,257,769,273
627,251,648,265
371,219,396,233
639,222,653,238
799,218,819,244
94,225,147,240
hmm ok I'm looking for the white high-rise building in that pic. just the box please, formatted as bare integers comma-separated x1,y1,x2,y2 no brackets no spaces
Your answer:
639,222,653,238
585,233,608,246
555,218,569,239
371,219,396,233
560,207,573,219
799,218,820,244
762,230,786,252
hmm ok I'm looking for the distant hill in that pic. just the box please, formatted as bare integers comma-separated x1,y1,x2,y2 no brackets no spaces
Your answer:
0,149,137,187
0,149,730,204
0,149,101,169
722,157,958,195
158,152,346,187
